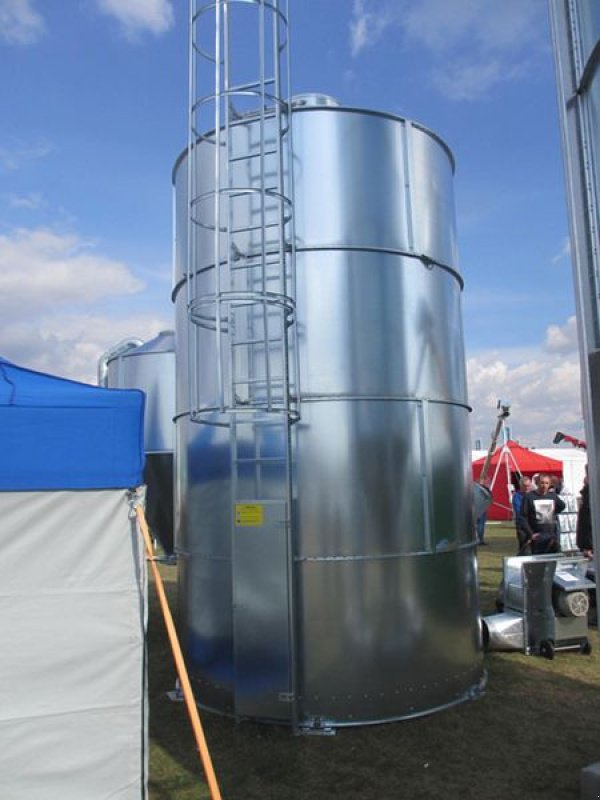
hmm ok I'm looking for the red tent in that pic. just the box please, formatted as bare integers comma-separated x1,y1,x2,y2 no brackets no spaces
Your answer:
472,440,564,521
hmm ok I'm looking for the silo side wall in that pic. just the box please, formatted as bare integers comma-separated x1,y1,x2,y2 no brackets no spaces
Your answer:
173,105,483,725
550,1,600,604
291,108,481,723
106,339,176,554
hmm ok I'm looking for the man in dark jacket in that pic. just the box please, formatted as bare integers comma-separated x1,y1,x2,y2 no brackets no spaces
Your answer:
512,475,533,553
519,473,565,555
576,474,593,556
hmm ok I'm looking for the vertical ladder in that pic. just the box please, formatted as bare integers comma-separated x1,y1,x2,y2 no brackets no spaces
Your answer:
188,0,297,421
187,0,298,725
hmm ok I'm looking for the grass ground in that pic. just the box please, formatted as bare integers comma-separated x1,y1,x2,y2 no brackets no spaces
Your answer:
148,525,600,799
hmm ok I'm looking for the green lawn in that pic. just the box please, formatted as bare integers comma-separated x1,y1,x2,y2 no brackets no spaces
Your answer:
148,525,600,799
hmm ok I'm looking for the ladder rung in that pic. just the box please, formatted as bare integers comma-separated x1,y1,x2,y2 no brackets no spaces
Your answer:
227,185,279,199
189,188,278,204
232,337,284,347
230,263,284,273
230,221,280,234
231,253,286,264
231,417,294,428
227,300,288,312
233,377,285,386
230,300,287,310
227,112,277,131
229,149,277,164
228,78,275,94
234,456,287,464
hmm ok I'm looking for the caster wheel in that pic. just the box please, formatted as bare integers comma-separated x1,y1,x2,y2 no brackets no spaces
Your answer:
539,640,555,660
481,620,490,652
580,639,592,656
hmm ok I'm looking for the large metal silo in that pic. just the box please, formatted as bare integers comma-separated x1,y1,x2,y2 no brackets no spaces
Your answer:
102,331,176,554
550,0,600,615
173,95,484,728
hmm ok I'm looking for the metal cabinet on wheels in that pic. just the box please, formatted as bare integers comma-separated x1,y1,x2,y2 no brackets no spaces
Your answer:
483,555,594,658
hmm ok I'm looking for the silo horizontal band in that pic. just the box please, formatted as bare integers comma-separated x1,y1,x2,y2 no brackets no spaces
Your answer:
295,541,477,562
295,245,463,289
172,247,462,294
175,541,477,562
296,394,471,411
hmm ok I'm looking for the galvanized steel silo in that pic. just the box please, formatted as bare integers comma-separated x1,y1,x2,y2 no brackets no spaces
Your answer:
551,1,600,587
173,98,483,728
102,331,176,553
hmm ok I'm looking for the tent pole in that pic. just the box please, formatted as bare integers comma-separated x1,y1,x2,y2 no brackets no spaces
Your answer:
135,506,223,800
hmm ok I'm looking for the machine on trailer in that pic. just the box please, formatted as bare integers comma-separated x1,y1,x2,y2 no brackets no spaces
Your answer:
553,431,587,450
482,554,594,658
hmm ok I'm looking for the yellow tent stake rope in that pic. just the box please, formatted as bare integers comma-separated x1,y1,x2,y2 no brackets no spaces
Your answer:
135,505,223,800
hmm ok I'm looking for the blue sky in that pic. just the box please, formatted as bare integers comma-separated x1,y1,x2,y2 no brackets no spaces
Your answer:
0,0,584,446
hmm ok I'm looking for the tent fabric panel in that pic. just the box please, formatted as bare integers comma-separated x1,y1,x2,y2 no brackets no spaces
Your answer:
471,440,564,472
0,405,145,490
472,441,564,521
0,490,145,592
0,708,144,800
0,490,147,800
0,357,141,407
0,359,144,490
0,594,143,720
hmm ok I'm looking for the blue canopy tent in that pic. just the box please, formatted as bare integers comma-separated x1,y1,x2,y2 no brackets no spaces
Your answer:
0,358,148,800
0,357,145,489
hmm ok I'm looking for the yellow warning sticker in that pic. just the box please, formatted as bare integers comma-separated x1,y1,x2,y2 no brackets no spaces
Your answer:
234,503,264,527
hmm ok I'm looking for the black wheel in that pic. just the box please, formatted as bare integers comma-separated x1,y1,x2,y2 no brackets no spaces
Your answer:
580,638,592,656
539,640,555,660
481,620,490,652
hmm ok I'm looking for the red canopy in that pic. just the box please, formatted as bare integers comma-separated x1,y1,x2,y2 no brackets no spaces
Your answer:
472,440,563,521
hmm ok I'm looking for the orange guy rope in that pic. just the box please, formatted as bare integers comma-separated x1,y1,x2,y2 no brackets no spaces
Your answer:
135,505,223,800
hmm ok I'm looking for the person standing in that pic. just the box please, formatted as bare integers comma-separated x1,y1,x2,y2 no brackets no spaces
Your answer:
512,475,532,553
518,473,565,555
576,470,594,557
475,477,491,546
476,510,487,546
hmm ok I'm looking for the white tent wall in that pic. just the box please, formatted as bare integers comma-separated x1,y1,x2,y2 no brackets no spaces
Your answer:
0,489,147,800
471,448,587,497
533,449,587,497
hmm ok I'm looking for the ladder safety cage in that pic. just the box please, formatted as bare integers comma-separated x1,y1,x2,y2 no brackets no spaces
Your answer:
187,0,300,727
187,0,299,423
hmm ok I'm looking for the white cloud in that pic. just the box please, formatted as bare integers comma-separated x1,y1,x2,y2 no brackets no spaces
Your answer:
97,0,174,40
467,320,584,447
0,313,170,385
5,191,43,209
434,57,525,102
348,0,547,101
545,315,578,354
552,237,571,264
0,226,170,384
349,0,395,57
0,0,44,45
0,139,53,171
401,0,541,57
0,228,143,314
